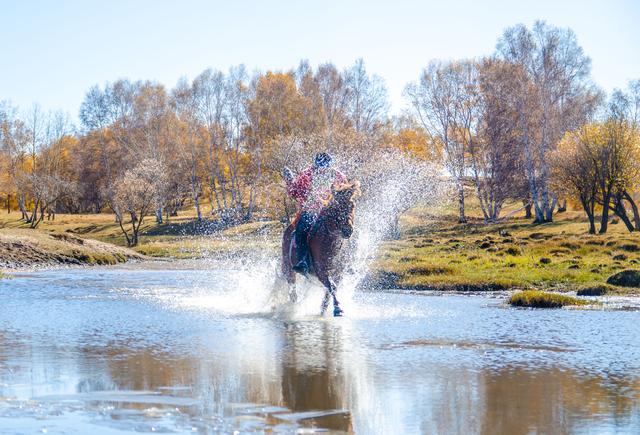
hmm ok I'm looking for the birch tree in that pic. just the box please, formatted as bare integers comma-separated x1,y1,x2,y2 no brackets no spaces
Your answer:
497,21,598,223
405,60,477,223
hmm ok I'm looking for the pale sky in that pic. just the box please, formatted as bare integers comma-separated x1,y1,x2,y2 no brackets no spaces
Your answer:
1,0,639,121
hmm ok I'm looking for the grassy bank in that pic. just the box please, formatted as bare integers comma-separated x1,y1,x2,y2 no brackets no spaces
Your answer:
1,200,639,296
0,228,144,270
371,202,640,294
0,210,280,270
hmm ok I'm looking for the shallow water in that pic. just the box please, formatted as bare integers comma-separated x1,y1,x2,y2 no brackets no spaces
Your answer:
0,262,639,434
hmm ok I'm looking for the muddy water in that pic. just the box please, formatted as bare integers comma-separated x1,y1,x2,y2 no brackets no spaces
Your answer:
0,262,638,434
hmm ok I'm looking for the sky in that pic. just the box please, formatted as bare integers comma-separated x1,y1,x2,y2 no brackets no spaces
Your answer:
1,0,639,122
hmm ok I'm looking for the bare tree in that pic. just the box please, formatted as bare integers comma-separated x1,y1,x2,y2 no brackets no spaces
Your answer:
497,21,599,223
344,59,389,135
405,60,477,223
470,59,524,222
111,158,168,246
315,63,351,140
172,78,206,220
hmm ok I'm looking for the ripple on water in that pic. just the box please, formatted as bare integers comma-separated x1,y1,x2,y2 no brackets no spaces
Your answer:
0,263,639,434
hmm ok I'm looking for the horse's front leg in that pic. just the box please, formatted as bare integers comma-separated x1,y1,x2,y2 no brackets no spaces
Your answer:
329,279,343,317
320,291,330,316
318,272,343,317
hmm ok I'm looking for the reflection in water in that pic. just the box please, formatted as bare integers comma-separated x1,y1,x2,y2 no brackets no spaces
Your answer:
477,367,640,435
0,265,638,434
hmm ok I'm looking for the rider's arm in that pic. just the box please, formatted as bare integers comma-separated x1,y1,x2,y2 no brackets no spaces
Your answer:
287,168,312,200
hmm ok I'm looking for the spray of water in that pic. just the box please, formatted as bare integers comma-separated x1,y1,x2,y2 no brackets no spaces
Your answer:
187,150,452,318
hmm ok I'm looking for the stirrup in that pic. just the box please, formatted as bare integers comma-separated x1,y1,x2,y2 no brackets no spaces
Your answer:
292,260,309,276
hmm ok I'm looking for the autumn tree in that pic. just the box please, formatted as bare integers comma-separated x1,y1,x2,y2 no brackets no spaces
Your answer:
555,111,639,235
552,131,599,233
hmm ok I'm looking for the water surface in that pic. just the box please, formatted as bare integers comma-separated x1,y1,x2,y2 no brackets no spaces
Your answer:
0,262,638,434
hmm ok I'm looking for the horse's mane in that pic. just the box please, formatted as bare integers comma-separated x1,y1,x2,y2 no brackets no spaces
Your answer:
311,180,360,237
332,180,361,200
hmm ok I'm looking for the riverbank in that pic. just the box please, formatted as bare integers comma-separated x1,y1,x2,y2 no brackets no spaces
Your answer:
1,207,639,296
370,207,640,295
0,212,278,272
0,228,144,270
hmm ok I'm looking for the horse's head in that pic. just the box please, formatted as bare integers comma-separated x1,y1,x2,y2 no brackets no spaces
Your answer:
330,180,360,239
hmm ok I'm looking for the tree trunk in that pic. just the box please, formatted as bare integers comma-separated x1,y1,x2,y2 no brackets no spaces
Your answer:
18,194,27,220
579,196,597,234
457,181,466,224
623,191,640,231
587,213,596,234
523,201,532,219
599,192,611,234
533,202,545,224
194,195,202,221
116,215,132,247
557,199,567,213
612,197,635,232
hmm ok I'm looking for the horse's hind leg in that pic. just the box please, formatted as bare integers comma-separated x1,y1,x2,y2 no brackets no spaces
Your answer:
282,226,297,303
285,270,297,303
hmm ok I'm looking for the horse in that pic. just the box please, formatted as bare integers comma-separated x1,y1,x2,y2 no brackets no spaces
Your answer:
281,181,360,316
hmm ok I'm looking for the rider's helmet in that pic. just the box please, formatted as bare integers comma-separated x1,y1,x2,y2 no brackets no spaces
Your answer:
314,152,332,169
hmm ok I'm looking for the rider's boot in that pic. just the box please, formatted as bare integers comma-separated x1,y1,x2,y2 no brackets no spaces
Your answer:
292,231,309,275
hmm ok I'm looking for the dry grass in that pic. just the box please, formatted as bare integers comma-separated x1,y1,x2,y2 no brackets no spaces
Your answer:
0,227,143,270
1,196,639,295
0,210,282,269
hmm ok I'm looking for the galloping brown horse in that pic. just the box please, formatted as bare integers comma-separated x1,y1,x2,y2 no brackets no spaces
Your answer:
282,181,359,316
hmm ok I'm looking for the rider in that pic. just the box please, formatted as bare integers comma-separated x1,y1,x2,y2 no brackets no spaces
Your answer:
283,152,347,274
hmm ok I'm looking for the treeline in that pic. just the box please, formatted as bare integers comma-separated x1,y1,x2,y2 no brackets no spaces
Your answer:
405,21,639,227
1,21,639,246
0,58,402,244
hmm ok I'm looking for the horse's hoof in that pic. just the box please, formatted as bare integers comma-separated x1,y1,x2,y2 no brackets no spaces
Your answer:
333,308,344,317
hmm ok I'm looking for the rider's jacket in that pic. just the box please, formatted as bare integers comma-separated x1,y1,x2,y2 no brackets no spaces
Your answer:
287,166,347,214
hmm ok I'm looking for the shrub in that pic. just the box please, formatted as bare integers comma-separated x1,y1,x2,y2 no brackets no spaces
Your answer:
606,270,640,287
509,291,588,308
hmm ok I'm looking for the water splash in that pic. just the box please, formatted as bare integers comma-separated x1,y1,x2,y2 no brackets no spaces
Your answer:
141,150,450,318
263,151,450,316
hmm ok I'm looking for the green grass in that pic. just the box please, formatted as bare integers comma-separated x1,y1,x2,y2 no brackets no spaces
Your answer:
508,290,590,308
373,203,640,292
576,283,640,296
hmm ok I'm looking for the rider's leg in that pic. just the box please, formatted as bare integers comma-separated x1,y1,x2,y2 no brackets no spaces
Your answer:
293,211,314,273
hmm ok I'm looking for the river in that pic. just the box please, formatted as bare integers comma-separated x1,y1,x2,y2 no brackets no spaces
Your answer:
0,261,638,434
